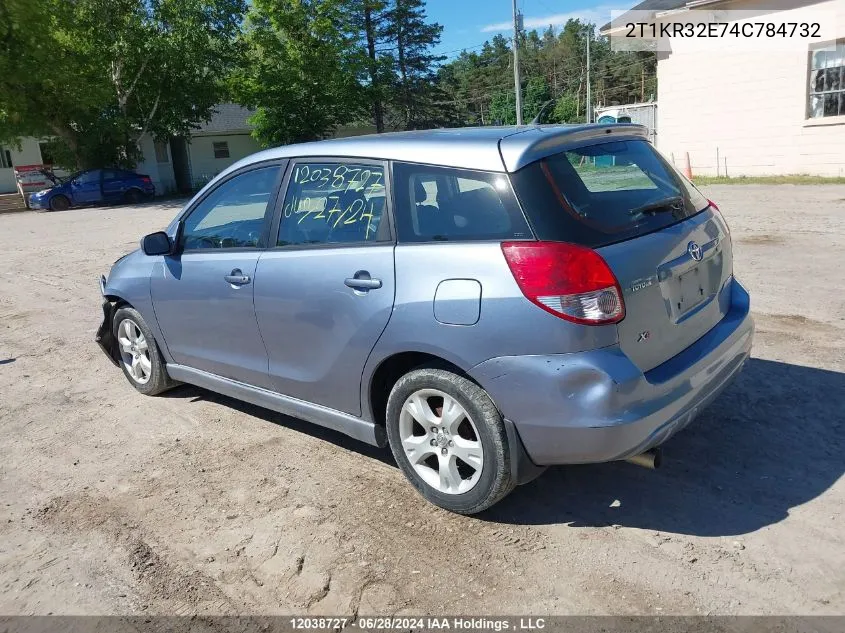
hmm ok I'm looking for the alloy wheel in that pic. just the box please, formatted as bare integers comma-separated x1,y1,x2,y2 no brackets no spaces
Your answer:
398,389,484,494
117,318,151,385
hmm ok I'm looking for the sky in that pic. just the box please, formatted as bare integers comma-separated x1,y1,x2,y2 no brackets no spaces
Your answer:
427,0,626,63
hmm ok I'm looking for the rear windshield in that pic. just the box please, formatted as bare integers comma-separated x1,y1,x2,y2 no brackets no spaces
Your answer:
392,162,533,242
510,139,710,248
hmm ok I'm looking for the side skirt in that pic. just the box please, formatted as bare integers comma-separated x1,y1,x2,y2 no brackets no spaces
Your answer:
166,364,387,448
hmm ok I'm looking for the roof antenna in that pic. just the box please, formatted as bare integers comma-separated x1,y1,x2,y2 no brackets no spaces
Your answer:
530,99,556,125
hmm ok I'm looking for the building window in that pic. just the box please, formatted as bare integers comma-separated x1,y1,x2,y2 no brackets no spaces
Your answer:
213,141,230,159
809,39,845,118
0,147,12,169
154,140,169,163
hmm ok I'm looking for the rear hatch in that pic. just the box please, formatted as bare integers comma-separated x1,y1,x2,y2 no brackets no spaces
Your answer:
510,137,733,372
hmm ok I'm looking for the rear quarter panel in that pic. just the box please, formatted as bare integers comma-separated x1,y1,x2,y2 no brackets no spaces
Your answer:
361,242,619,420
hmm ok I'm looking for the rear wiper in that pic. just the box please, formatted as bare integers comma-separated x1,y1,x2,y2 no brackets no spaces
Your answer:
629,195,684,216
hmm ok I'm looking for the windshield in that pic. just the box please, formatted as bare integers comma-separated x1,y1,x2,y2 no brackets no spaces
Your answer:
510,139,710,248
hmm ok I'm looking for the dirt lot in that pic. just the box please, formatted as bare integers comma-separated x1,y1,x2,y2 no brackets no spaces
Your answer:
0,185,843,616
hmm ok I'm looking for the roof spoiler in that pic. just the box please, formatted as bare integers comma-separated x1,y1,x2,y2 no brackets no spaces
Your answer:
499,123,650,172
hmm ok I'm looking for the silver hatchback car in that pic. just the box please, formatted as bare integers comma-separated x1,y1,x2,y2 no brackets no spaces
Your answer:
96,124,754,514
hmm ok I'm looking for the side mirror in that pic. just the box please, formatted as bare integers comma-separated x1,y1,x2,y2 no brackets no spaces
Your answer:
141,231,172,256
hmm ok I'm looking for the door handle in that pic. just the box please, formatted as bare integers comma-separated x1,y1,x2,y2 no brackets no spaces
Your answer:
345,278,381,289
224,269,251,285
344,271,382,290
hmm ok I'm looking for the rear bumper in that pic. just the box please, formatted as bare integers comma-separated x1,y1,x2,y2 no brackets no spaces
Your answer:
469,279,754,466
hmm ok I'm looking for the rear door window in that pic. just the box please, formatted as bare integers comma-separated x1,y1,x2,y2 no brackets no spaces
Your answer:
510,139,710,248
392,163,532,242
276,162,388,246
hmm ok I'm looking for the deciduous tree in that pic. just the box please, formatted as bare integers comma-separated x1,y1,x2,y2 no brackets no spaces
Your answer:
232,0,366,146
0,0,246,169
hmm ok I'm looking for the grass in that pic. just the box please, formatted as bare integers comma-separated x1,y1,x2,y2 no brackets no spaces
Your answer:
692,175,845,185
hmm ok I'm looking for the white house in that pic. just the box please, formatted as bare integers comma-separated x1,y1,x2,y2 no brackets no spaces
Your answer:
142,103,262,193
602,0,845,177
0,103,261,195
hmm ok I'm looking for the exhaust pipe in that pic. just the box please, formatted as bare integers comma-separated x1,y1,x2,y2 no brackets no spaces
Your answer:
625,448,662,470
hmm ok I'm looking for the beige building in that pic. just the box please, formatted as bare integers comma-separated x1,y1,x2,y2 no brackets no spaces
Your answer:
0,104,261,195
603,0,845,177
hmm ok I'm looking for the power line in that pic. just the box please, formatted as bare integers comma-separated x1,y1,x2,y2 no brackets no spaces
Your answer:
436,41,490,61
439,39,654,77
435,70,656,108
433,21,657,113
440,53,653,95
438,63,656,104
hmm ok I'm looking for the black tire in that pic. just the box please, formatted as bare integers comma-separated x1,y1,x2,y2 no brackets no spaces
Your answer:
49,195,70,211
112,306,174,396
123,189,142,205
386,367,515,514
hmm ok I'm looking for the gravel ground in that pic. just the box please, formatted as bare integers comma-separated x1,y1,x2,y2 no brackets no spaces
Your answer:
0,185,843,616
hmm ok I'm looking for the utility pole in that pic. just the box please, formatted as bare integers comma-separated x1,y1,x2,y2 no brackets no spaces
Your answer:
551,24,557,96
641,67,645,102
512,0,523,125
585,27,591,123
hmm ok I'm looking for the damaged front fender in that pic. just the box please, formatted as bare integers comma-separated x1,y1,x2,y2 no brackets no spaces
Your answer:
95,298,120,367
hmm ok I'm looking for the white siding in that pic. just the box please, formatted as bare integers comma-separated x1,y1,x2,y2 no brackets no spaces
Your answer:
0,129,258,195
657,0,845,177
135,135,177,195
188,134,261,188
0,138,44,194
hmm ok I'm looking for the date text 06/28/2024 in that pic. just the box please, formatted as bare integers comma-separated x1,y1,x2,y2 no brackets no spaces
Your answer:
289,617,547,631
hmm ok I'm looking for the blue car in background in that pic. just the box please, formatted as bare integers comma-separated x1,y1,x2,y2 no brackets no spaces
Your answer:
29,168,155,211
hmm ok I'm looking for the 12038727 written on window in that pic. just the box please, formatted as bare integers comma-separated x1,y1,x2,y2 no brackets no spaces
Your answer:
277,162,387,246
809,39,845,118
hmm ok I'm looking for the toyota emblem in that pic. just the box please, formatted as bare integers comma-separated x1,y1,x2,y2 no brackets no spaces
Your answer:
688,241,703,262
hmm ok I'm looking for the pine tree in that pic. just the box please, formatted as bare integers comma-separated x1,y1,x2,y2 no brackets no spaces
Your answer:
350,0,392,132
382,0,446,129
434,19,657,127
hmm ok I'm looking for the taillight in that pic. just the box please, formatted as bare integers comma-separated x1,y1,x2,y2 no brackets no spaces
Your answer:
501,241,625,325
708,198,730,235
141,176,152,184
